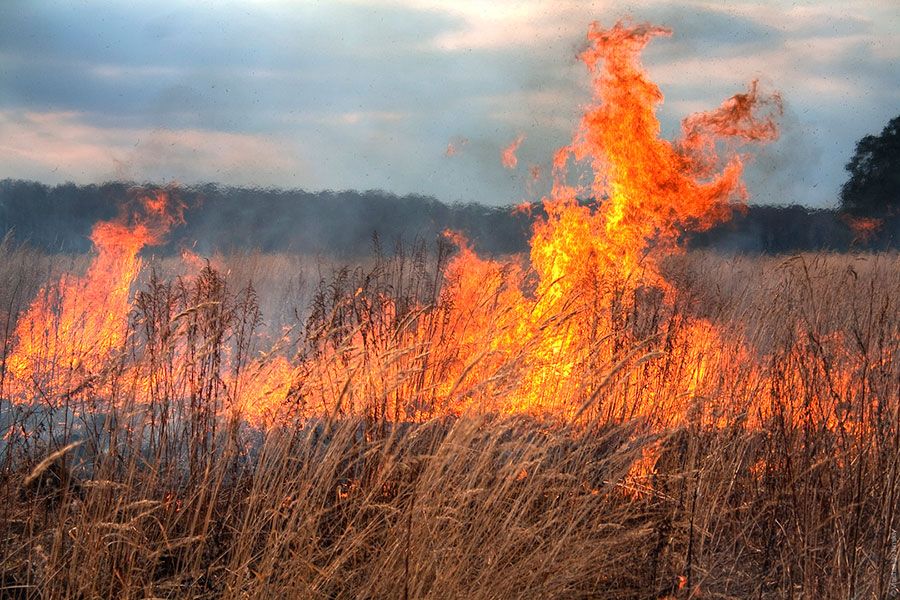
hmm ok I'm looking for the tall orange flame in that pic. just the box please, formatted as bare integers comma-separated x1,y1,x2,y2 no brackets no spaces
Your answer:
435,20,782,415
6,191,182,398
546,23,781,285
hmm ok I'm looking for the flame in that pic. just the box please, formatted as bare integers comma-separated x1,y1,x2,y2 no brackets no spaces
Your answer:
551,23,781,284
240,20,781,423
843,214,883,244
5,19,891,468
501,134,526,169
428,20,782,416
5,21,796,433
5,191,182,398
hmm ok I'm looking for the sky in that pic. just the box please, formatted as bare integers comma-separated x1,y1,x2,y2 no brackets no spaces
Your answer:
0,0,897,208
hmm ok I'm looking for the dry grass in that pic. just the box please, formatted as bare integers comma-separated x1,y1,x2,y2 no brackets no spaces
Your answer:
1,245,898,599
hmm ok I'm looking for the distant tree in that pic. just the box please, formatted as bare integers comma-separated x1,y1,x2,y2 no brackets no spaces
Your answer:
840,115,900,216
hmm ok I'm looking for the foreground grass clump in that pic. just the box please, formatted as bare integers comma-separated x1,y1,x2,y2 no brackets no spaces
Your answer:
4,410,900,599
3,416,666,598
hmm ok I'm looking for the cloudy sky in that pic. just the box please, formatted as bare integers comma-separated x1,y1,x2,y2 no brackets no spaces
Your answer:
0,0,897,207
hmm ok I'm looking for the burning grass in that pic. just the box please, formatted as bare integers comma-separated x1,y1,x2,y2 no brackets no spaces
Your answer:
0,19,898,599
0,247,898,598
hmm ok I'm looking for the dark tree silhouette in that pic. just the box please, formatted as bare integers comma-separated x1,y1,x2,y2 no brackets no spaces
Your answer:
840,115,900,217
1,179,896,255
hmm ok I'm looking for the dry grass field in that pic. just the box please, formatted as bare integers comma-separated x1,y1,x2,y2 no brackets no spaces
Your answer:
1,19,897,600
0,242,898,599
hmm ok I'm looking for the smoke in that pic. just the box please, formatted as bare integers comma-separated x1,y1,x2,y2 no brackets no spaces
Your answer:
0,180,534,257
0,180,896,256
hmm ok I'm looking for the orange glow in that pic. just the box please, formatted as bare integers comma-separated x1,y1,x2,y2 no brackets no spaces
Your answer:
445,136,468,157
843,214,883,244
6,21,806,434
501,134,526,169
264,20,784,423
423,20,783,417
5,191,182,400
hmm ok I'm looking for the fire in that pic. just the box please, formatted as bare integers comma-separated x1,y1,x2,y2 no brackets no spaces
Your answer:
5,21,789,430
5,191,182,399
501,134,526,169
4,21,898,598
843,214,883,244
430,20,782,416
549,23,781,284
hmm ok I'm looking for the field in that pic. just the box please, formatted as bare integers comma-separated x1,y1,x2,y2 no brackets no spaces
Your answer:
1,242,898,599
1,19,898,600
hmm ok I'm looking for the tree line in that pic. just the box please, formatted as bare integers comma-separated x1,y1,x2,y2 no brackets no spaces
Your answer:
2,115,897,256
1,179,896,256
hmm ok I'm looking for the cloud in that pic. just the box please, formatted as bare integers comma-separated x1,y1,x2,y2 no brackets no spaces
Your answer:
0,0,897,208
0,109,305,186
